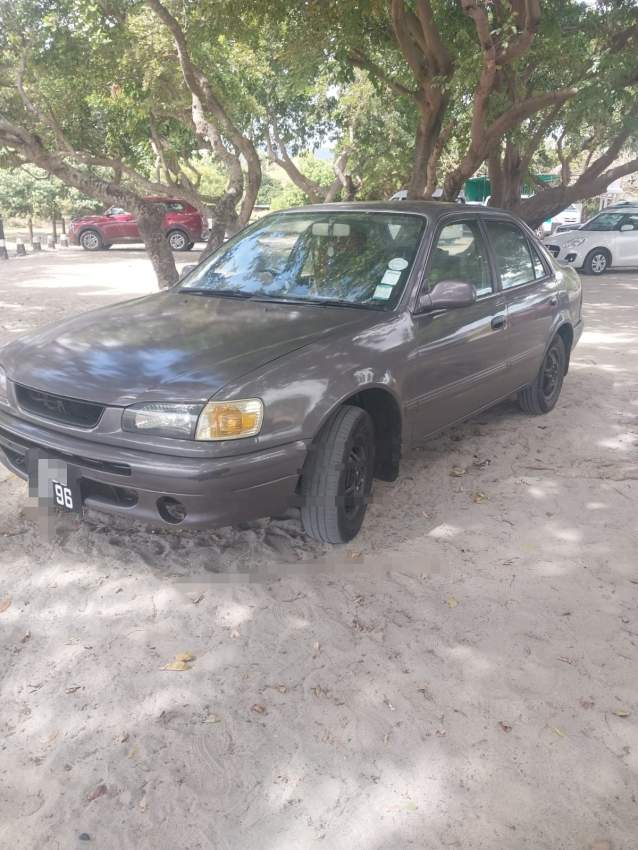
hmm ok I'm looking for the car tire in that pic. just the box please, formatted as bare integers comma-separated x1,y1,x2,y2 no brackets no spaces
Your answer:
583,248,610,276
301,405,375,544
79,229,103,251
167,230,190,251
518,334,567,415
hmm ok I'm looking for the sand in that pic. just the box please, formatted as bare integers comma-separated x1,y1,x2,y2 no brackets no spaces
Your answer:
0,248,637,849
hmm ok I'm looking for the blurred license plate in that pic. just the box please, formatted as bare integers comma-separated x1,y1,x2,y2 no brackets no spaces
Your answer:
51,480,75,511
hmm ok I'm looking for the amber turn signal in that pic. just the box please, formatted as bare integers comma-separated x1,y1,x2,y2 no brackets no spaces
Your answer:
195,399,264,441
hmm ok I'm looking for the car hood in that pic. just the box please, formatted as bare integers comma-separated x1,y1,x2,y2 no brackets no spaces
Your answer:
545,229,589,245
71,214,106,225
1,291,373,406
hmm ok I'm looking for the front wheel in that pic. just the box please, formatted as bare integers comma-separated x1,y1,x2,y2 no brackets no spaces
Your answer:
583,248,610,276
167,230,190,251
301,405,375,544
80,229,103,251
518,335,567,415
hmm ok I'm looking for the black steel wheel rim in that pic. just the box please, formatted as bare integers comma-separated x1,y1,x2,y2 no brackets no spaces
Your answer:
342,436,369,520
542,347,560,399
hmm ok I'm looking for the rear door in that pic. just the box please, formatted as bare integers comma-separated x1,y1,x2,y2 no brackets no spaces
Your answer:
614,213,638,266
483,218,558,389
406,214,511,440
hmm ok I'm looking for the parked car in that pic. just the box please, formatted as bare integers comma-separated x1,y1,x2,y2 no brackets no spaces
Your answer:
68,197,206,251
549,204,581,234
0,203,582,543
543,206,638,274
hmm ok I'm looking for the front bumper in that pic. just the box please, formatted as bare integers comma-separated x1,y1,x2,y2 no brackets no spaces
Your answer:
0,410,306,529
544,243,587,267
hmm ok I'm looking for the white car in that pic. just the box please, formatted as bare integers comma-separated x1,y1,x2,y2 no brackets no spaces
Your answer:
550,203,581,233
543,207,638,275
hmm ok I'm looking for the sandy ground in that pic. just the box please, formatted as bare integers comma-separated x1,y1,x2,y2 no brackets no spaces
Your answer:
0,247,637,850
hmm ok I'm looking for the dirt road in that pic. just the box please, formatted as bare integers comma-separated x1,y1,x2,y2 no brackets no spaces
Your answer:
1,248,637,849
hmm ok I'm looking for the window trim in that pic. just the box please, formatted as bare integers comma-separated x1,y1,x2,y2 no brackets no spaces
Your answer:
413,212,499,310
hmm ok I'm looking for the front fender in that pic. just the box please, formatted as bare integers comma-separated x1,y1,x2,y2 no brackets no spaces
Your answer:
216,314,409,452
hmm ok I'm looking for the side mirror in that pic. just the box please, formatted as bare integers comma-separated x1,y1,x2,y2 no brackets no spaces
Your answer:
417,279,477,313
620,224,634,232
178,263,197,281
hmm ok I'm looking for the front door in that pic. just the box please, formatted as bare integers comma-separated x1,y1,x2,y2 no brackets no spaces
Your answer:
405,216,510,441
615,213,638,266
483,219,559,390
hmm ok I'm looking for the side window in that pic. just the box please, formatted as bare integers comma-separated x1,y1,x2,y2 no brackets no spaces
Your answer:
485,221,536,289
620,214,638,231
427,220,493,297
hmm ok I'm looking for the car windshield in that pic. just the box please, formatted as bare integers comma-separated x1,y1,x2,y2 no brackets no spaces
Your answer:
180,211,426,308
582,212,623,231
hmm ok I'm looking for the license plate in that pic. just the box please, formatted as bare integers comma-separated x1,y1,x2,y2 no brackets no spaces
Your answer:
52,480,75,511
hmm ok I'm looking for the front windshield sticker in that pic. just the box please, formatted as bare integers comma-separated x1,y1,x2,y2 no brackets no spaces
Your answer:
388,257,409,271
381,269,401,286
373,284,394,300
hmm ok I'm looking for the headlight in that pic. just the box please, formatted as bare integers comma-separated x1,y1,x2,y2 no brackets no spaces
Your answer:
0,366,8,404
564,237,586,248
122,402,203,439
195,399,263,441
121,398,263,441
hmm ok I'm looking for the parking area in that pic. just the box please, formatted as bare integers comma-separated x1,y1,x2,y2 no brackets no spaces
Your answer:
1,248,637,849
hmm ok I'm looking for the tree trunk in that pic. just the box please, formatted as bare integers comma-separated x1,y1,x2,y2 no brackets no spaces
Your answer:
61,216,66,235
27,217,33,243
407,104,446,199
137,202,179,289
51,216,57,241
487,147,505,207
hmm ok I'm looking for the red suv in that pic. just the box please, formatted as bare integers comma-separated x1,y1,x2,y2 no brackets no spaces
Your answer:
68,197,206,252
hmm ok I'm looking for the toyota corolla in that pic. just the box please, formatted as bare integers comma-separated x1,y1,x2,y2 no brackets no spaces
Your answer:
0,202,583,543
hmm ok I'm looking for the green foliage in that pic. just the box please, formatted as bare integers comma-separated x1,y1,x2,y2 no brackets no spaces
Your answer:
0,166,100,220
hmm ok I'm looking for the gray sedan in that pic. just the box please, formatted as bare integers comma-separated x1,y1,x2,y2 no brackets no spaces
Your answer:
0,202,583,543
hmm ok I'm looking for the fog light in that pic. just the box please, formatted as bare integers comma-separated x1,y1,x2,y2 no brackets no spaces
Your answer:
157,496,187,524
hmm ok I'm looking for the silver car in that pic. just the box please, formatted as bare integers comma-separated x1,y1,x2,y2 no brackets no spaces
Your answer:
544,206,638,275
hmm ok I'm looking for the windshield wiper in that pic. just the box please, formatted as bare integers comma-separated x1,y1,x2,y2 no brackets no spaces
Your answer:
184,288,254,299
250,294,370,310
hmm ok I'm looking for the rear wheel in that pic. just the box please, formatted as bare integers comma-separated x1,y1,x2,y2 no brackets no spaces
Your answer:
301,405,375,544
167,230,190,251
583,248,610,275
518,335,567,415
80,229,103,251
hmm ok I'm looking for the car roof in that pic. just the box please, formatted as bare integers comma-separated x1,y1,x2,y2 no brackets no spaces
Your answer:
276,200,521,221
599,204,638,211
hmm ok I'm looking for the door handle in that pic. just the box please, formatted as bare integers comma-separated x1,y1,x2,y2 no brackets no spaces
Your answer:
491,314,507,330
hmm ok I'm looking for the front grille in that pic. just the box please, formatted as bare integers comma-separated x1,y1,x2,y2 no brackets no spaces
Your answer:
546,245,560,258
0,427,131,477
15,385,104,429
